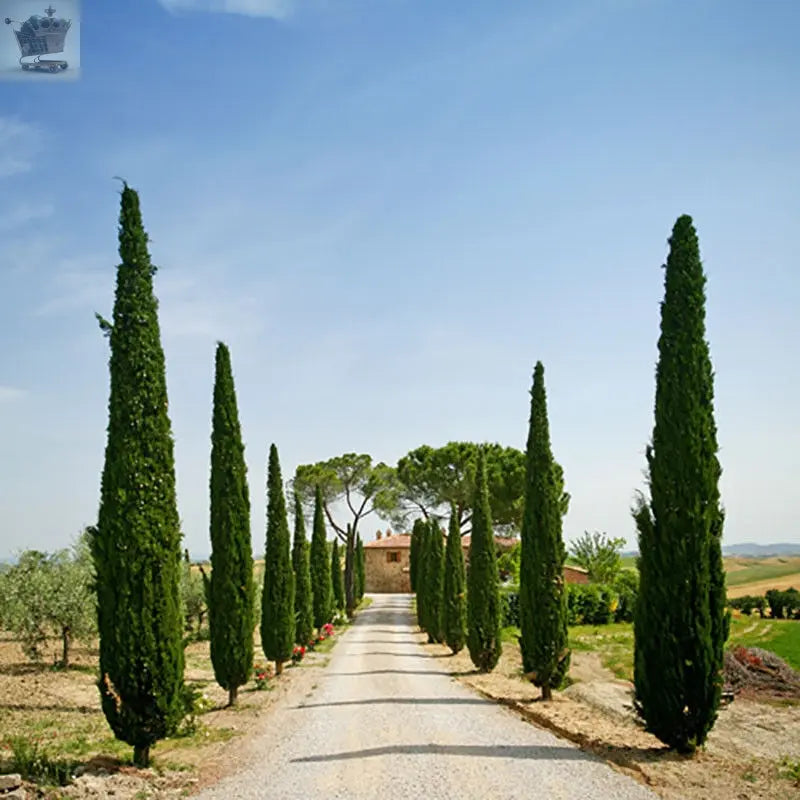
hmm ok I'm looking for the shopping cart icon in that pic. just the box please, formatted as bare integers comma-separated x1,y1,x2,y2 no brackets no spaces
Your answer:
4,5,72,73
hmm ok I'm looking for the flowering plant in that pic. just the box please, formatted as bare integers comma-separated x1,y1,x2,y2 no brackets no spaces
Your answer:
291,645,306,664
322,623,335,637
253,663,270,689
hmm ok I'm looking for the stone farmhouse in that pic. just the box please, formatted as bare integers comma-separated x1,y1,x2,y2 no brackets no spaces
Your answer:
364,528,589,593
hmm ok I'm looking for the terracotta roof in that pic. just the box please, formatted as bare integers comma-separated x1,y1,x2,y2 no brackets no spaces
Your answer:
364,534,412,549
365,533,519,549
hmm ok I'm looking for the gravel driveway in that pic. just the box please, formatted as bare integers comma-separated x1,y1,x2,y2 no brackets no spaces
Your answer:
195,594,657,799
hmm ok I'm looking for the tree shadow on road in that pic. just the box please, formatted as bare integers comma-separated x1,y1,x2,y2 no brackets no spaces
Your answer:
294,697,492,710
328,669,453,677
290,742,595,763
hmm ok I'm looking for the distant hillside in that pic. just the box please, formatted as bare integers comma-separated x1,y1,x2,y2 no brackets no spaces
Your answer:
722,543,800,557
623,543,800,558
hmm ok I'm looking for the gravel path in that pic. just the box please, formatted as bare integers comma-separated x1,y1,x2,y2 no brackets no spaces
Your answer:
195,594,657,799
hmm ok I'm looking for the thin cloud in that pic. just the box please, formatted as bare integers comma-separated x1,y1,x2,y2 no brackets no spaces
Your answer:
0,117,43,179
0,386,26,402
157,0,295,18
0,203,55,233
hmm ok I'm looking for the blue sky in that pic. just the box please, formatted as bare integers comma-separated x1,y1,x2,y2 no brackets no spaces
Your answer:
1,0,798,559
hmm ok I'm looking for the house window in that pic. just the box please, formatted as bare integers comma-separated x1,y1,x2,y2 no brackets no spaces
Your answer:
386,551,400,563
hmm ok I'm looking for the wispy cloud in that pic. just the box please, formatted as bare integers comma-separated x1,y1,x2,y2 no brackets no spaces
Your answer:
157,0,295,18
0,203,55,233
0,386,26,402
0,117,43,179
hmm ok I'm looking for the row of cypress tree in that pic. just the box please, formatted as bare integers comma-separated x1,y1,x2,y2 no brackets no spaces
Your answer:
92,185,358,767
411,451,502,672
410,215,727,754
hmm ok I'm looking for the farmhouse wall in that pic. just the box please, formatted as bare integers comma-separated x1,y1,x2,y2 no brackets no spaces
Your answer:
364,546,411,593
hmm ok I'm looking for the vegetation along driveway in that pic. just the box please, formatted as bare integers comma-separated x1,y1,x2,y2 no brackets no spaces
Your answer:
195,594,657,799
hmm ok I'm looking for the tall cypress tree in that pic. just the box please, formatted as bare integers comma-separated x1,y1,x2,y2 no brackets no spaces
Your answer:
633,215,728,753
93,183,184,767
310,486,333,631
415,519,430,631
519,362,570,700
261,444,295,676
208,342,254,707
409,519,423,593
331,539,345,614
425,519,445,644
292,494,314,646
443,504,467,654
355,534,366,602
466,447,502,672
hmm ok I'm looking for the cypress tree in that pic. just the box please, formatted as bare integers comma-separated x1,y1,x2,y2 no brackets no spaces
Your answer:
261,444,295,676
208,342,254,707
443,504,467,654
355,534,366,602
415,519,429,630
633,215,728,753
292,494,314,646
425,519,445,643
92,183,184,767
466,447,502,672
519,362,570,700
331,539,345,614
310,486,333,631
409,519,423,593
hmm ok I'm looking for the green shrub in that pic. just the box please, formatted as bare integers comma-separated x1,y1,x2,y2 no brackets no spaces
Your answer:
5,736,77,786
500,588,520,628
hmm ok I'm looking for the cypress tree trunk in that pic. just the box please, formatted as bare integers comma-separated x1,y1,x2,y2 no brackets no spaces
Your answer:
426,520,445,644
310,487,333,630
443,505,467,654
331,539,345,614
519,362,570,699
93,183,185,763
355,535,365,601
208,342,254,707
292,495,314,646
261,445,295,676
344,525,356,619
633,215,728,753
466,448,502,672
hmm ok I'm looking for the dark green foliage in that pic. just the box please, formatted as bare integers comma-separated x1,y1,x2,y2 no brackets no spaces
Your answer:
208,343,254,706
411,519,427,627
633,215,728,753
331,539,344,613
443,506,467,653
500,588,520,628
355,534,365,602
612,570,639,623
765,589,800,619
409,519,423,592
310,487,333,629
292,495,314,646
93,183,185,767
466,448,502,672
424,519,445,644
519,362,570,699
398,442,570,534
261,444,295,675
416,520,432,631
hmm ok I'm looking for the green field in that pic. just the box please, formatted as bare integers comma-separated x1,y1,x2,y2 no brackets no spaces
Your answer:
725,557,800,587
566,617,800,682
